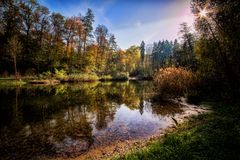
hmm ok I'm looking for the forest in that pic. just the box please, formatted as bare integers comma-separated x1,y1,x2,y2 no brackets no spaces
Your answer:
0,0,240,159
1,0,239,97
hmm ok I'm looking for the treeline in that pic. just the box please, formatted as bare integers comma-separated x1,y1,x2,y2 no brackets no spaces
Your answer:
0,0,142,78
140,22,195,75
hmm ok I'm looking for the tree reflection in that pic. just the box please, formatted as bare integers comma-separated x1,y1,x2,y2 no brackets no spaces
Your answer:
0,81,183,159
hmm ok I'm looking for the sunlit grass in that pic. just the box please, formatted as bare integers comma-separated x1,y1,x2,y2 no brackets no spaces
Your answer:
59,73,99,82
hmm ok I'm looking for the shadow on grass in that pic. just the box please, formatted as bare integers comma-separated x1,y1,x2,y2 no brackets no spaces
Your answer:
116,103,240,160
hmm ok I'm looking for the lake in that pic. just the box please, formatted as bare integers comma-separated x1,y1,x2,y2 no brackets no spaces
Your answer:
0,81,196,159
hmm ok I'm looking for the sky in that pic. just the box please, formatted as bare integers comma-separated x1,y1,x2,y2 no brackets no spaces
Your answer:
39,0,195,49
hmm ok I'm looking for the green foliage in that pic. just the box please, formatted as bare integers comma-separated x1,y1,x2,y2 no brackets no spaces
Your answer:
151,40,174,69
54,68,66,79
42,70,52,78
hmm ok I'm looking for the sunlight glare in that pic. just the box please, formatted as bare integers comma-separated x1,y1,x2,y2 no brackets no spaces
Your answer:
199,8,208,18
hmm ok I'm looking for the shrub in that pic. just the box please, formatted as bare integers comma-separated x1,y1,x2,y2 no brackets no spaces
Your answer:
113,72,129,81
154,67,196,98
100,75,113,81
61,73,99,82
42,70,52,78
54,68,66,79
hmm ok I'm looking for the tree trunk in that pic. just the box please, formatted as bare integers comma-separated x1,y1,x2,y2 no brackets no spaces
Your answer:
13,55,18,80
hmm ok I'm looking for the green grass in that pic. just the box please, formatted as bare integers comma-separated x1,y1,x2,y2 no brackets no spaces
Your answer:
116,102,240,160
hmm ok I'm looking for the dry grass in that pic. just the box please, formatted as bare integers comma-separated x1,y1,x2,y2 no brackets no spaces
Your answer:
154,67,196,98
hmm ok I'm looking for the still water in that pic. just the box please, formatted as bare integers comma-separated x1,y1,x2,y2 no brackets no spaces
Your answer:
0,81,185,159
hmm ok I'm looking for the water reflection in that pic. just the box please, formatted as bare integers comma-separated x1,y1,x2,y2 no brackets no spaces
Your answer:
0,81,184,159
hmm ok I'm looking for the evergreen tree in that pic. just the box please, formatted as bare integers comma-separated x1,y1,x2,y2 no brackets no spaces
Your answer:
140,41,145,66
82,8,94,53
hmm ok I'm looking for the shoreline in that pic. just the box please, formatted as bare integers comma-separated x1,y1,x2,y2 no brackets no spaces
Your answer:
0,76,153,87
43,99,210,160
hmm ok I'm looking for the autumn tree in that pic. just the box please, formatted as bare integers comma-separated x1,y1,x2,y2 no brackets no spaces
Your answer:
125,45,140,74
94,25,108,73
75,15,84,55
63,17,77,60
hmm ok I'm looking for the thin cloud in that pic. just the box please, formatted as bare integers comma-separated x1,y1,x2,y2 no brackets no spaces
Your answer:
39,0,194,49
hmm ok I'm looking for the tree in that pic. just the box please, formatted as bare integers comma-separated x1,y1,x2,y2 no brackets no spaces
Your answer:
172,39,181,66
6,35,22,80
94,25,108,72
32,5,50,73
19,0,38,56
179,22,195,68
108,34,117,51
106,34,118,74
51,12,64,45
64,17,77,57
0,0,22,73
49,12,65,71
191,0,240,94
140,41,145,66
33,5,49,48
151,40,174,70
75,14,84,55
0,0,123,77
125,45,140,74
1,0,22,39
82,8,94,53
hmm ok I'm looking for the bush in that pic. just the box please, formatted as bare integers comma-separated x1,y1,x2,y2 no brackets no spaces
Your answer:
42,70,52,78
60,73,99,82
154,67,196,98
54,68,66,79
100,75,113,81
113,72,129,81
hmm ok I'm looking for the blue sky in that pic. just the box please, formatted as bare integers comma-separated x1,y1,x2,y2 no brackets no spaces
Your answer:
39,0,194,49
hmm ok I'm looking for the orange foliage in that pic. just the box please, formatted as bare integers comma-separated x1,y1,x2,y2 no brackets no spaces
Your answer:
154,67,196,97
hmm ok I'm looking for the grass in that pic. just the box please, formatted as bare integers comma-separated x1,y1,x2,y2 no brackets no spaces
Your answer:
116,102,240,160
